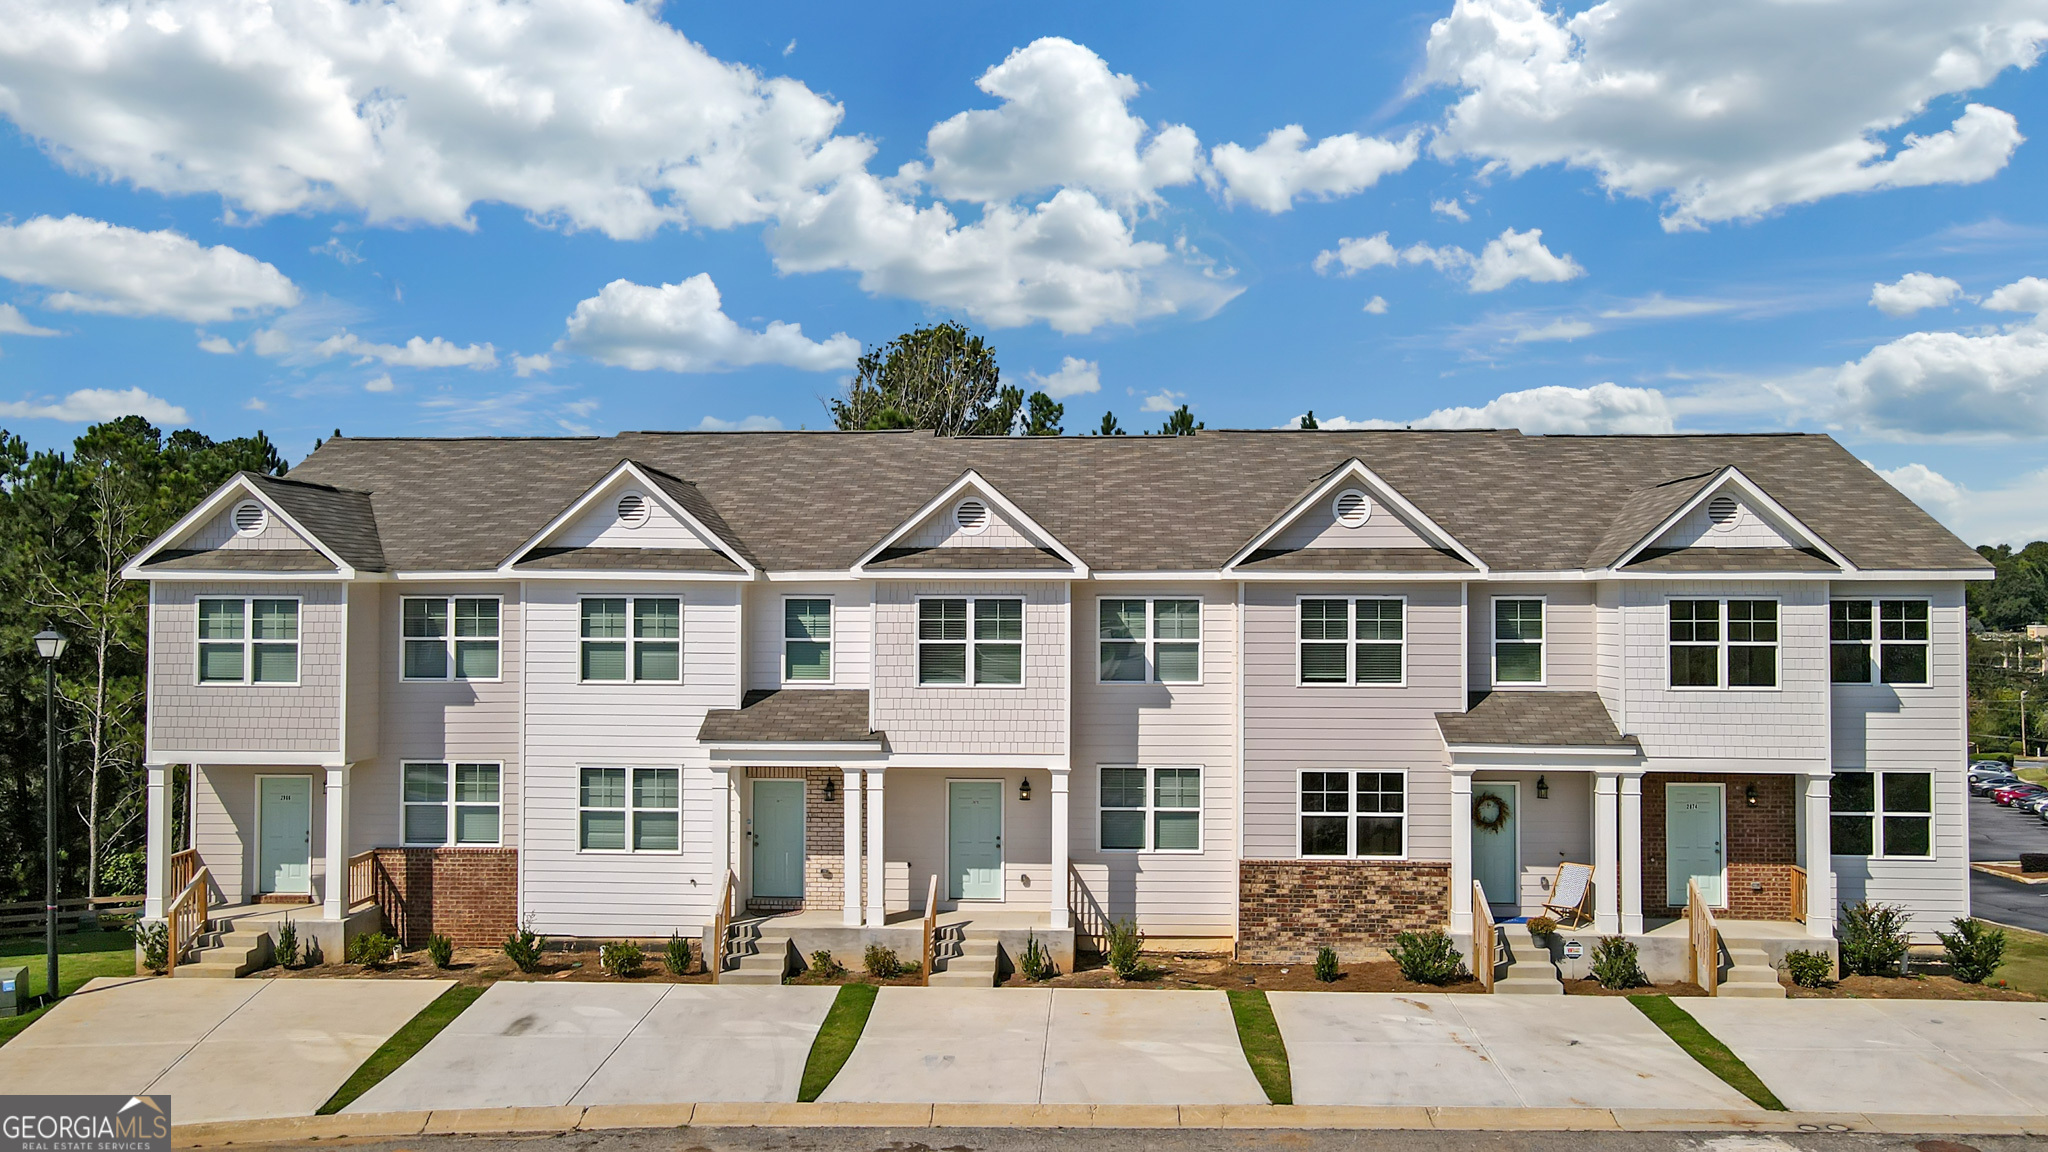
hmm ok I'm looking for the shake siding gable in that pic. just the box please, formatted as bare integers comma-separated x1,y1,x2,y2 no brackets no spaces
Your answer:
150,581,342,754
183,501,319,553
1648,491,1803,552
545,482,721,551
902,496,1044,550
870,581,1067,756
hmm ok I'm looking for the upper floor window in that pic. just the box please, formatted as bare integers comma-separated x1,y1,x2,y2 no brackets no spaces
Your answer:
1099,765,1202,852
918,597,1023,685
1668,599,1777,689
1299,769,1406,858
1299,597,1404,686
1099,598,1201,683
1829,770,1931,858
402,597,500,680
578,766,681,852
784,598,832,682
581,597,680,682
197,597,299,684
402,761,502,846
1831,599,1929,686
1493,598,1544,684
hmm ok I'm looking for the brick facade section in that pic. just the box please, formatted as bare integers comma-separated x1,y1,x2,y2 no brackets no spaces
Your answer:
803,767,845,913
370,847,518,947
1642,773,1797,920
1237,860,1450,962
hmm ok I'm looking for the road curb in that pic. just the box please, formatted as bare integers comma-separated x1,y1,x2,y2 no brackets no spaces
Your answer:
171,1104,2048,1144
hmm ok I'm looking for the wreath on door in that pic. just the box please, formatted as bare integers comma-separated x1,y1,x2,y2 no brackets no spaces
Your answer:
1472,792,1511,833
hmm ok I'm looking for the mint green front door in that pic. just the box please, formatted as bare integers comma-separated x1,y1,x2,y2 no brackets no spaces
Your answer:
948,781,1003,901
752,780,805,900
1666,784,1724,907
258,776,312,895
1471,782,1518,909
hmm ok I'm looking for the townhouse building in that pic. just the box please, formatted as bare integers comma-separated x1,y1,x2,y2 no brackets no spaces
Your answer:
125,429,1988,979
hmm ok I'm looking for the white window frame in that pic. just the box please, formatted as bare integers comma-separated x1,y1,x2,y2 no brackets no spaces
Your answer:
578,596,683,684
916,595,1026,688
1294,768,1409,860
195,595,302,687
781,596,835,685
1295,595,1407,688
399,761,504,847
1096,597,1203,685
400,595,504,683
577,765,683,854
1828,769,1934,860
1491,596,1546,687
1096,765,1204,854
1665,597,1781,692
1830,599,1931,688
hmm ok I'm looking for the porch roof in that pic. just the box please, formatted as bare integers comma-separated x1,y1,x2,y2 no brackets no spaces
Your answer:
1436,690,1640,751
698,688,883,745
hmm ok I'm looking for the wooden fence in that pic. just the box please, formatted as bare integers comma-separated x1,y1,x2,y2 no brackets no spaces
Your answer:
0,894,144,937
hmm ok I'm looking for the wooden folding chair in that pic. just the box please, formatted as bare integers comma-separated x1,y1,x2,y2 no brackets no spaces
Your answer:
1543,862,1595,927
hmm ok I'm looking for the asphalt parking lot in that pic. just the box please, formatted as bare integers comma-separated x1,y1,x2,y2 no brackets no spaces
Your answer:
1969,790,2048,934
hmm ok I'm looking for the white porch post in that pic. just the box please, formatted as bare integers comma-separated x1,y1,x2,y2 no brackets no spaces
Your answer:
1449,769,1474,924
1619,772,1645,935
1592,771,1621,933
322,764,351,922
1802,773,1836,938
144,764,171,919
1049,768,1070,929
864,770,887,927
841,768,862,926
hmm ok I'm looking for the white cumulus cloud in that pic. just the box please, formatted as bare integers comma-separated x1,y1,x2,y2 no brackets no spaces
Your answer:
1209,125,1420,213
512,353,553,377
1027,356,1100,399
1314,233,1400,276
0,215,298,322
697,414,785,431
312,331,498,369
1431,197,1470,222
558,274,860,373
0,303,59,336
0,386,189,423
1871,272,1964,317
1468,227,1585,292
1985,276,2048,314
1139,388,1185,413
1831,323,2048,438
364,373,394,393
1875,461,2048,546
1362,295,1388,314
1332,382,1674,434
196,333,237,354
1512,319,1596,343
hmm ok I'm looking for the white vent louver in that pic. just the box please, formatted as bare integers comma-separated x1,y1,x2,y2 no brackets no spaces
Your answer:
954,498,990,535
1707,495,1740,531
616,491,649,528
232,501,268,536
1333,489,1372,528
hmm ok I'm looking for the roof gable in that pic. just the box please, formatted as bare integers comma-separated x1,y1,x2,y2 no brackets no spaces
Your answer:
1612,467,1854,572
853,470,1085,577
124,472,376,578
1225,458,1486,573
505,459,754,576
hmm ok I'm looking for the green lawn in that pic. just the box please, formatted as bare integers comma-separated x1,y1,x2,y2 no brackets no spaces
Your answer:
0,929,137,1047
1991,922,2048,998
1225,989,1293,1105
798,983,878,1102
1629,994,1784,1110
2016,766,2048,786
318,983,485,1114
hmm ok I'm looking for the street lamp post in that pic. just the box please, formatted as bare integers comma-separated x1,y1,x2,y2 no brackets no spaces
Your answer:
33,629,66,1007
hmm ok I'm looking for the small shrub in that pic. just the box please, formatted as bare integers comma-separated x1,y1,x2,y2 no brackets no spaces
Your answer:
1527,916,1557,939
1783,948,1835,988
348,932,399,969
809,949,844,978
1389,929,1467,985
273,916,300,969
100,849,147,897
1018,932,1055,981
1936,918,2007,984
135,920,169,974
1588,936,1647,990
1106,917,1146,980
863,944,902,978
1839,900,1910,977
1314,945,1341,983
599,941,644,978
901,960,922,976
426,933,454,969
504,918,546,973
666,932,693,976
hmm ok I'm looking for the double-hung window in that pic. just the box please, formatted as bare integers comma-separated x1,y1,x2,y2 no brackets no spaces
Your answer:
579,766,681,852
1299,598,1404,685
1298,770,1406,858
1829,770,1932,858
401,762,502,846
197,597,299,684
1099,766,1202,851
580,597,681,682
918,597,1023,685
1831,600,1929,686
1099,599,1201,683
402,597,501,680
1493,598,1544,684
1668,599,1778,688
783,599,832,682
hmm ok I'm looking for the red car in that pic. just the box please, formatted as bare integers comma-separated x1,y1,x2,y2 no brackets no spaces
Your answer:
1990,782,2048,806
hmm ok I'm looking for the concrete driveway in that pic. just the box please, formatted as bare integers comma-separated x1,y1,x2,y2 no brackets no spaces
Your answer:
1268,993,1754,1110
1685,998,2048,1116
0,975,450,1123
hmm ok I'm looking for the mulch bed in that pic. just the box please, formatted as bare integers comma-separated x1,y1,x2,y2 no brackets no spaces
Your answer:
1972,862,2048,883
1562,979,1707,997
1786,973,2039,1001
997,952,1484,993
259,945,715,987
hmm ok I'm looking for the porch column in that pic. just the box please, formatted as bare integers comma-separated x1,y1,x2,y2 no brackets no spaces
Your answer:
1048,768,1070,929
864,770,886,927
321,764,351,922
1449,769,1474,924
144,764,171,919
841,768,862,926
1802,773,1836,938
1592,771,1621,934
1618,772,1645,935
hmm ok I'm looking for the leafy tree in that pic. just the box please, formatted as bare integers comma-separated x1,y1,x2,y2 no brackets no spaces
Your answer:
1300,410,1319,430
1157,404,1203,436
1095,412,1124,436
1023,392,1064,436
1971,543,2048,632
830,322,1013,435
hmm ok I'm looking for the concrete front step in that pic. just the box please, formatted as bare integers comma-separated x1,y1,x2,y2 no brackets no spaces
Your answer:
175,928,271,979
1493,925,1563,995
926,936,999,987
1718,944,1787,998
721,934,792,985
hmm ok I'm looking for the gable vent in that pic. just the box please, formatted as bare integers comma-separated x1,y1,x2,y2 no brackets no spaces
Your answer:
954,498,990,535
616,491,650,528
232,500,268,537
1707,495,1741,531
1333,488,1372,528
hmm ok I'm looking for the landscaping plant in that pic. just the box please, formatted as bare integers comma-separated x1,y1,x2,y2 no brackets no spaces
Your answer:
1527,916,1557,939
1936,918,2007,984
863,944,903,978
1589,936,1648,990
1839,900,1910,976
348,932,399,970
1106,917,1146,980
1313,944,1340,983
1389,929,1467,985
504,919,546,973
666,932,693,976
426,933,454,969
1782,948,1835,988
273,916,299,969
809,949,844,978
135,920,169,974
599,941,644,977
1018,932,1055,981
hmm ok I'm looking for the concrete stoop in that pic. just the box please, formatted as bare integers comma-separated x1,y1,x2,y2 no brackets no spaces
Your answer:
720,920,792,985
925,930,999,987
1717,940,1787,998
175,922,272,979
1492,924,1563,995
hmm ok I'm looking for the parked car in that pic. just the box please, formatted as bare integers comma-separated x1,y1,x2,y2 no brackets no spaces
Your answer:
1973,774,2020,796
1972,760,2012,773
2022,792,2048,817
1991,782,2048,806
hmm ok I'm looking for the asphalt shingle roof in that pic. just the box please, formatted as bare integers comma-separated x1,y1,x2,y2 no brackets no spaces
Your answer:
515,547,745,572
868,546,1070,570
142,549,338,572
1436,691,1639,749
698,689,881,744
1625,547,1837,572
248,473,386,571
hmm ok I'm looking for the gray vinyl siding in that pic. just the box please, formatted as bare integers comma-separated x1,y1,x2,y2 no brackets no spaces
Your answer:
183,502,319,553
745,582,872,691
1241,582,1463,862
1069,582,1236,937
342,583,382,764
149,581,342,755
1467,582,1597,693
870,581,1068,756
878,768,1055,912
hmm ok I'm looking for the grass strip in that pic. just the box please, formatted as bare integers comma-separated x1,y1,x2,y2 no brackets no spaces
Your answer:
1225,988,1293,1105
1629,994,1785,1111
317,983,485,1115
0,929,140,1048
798,982,878,1102
1990,921,2048,998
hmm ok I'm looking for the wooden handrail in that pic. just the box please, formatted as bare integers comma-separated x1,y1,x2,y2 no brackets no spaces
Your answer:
1472,880,1497,993
346,850,377,912
1788,865,1808,924
710,869,736,983
920,874,940,987
164,866,210,978
169,849,199,901
1687,876,1720,996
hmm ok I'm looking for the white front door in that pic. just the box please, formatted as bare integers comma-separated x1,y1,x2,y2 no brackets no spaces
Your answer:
1471,782,1519,909
1666,784,1725,907
258,776,313,895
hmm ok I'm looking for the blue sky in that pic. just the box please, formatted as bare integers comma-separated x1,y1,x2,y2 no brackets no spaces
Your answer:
2,0,2047,544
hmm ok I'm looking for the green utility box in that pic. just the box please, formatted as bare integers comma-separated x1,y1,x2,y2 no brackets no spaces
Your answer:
0,965,27,1017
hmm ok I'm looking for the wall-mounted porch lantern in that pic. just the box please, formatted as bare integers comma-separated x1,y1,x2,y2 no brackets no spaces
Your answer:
1535,775,1549,800
1744,783,1759,808
1018,778,1032,802
824,777,837,802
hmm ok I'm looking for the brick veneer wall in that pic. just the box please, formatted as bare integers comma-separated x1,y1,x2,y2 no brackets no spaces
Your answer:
1238,860,1450,962
803,767,845,913
370,848,517,947
1641,774,1797,920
